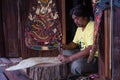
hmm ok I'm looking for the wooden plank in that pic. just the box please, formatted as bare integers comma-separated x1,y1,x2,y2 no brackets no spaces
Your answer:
2,0,21,57
0,0,5,57
113,6,120,80
18,0,32,59
104,8,111,78
0,58,31,80
0,58,17,80
0,73,7,80
61,0,66,44
97,14,105,79
4,70,31,80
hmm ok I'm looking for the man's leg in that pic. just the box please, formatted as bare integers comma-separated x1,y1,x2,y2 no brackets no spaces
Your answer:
62,49,80,76
71,57,98,75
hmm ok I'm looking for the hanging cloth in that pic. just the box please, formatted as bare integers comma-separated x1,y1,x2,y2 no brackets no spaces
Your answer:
25,0,62,50
87,0,110,63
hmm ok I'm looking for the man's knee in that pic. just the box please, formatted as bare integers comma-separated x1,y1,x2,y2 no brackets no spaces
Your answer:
71,60,82,75
71,58,98,75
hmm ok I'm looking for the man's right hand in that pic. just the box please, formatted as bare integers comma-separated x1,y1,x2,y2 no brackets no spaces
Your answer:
57,54,72,63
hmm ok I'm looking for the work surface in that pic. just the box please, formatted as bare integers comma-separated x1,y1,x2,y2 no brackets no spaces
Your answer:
0,58,31,80
0,58,99,80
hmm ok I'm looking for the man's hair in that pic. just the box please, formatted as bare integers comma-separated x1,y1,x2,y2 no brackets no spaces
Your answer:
70,5,90,18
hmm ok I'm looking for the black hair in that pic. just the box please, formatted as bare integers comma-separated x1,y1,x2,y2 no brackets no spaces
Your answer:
70,5,90,18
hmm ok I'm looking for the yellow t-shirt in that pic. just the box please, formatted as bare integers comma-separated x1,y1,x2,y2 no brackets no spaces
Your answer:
73,21,98,57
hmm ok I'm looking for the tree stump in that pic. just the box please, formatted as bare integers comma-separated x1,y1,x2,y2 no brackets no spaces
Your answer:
28,63,68,80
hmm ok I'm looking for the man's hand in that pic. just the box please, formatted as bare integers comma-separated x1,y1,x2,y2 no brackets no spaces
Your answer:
57,54,72,63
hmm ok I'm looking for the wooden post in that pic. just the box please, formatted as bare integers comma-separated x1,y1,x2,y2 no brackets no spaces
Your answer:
61,0,66,44
104,8,111,78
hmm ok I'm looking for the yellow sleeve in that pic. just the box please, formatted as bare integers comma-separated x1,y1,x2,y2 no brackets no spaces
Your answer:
73,28,81,44
86,31,94,46
85,25,94,47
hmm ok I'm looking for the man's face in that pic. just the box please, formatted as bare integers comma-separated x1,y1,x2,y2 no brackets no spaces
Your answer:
72,14,85,27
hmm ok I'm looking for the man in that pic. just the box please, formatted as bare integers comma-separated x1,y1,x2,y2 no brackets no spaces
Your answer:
58,5,98,75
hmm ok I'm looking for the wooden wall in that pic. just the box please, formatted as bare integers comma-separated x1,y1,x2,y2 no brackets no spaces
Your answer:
0,0,5,57
20,0,62,58
98,8,111,80
98,14,106,80
98,6,120,80
112,6,120,80
104,8,111,79
2,0,22,57
0,0,62,58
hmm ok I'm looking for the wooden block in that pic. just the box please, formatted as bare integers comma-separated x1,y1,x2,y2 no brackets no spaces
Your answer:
28,63,68,80
4,70,31,80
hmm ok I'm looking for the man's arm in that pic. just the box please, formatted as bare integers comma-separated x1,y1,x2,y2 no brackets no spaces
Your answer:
58,45,92,63
62,42,79,50
69,45,92,61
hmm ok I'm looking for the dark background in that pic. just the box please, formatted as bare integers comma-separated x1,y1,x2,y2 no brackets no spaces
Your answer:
65,0,93,43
